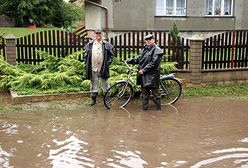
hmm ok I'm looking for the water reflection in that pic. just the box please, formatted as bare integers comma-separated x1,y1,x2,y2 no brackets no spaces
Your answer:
118,107,132,119
49,134,93,168
191,153,248,168
192,140,248,168
0,97,248,167
239,138,248,143
0,146,12,168
108,150,147,168
1,122,18,135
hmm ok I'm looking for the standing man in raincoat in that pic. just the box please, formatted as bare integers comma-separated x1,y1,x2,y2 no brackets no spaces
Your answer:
84,29,115,106
127,34,163,111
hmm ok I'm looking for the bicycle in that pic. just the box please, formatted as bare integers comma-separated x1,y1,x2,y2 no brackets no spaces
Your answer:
103,60,182,109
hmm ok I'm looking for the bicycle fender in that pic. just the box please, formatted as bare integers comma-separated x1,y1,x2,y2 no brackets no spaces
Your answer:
115,80,127,83
160,74,175,80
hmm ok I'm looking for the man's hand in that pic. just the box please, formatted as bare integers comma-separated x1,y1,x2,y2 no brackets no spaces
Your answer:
126,58,133,64
139,69,144,75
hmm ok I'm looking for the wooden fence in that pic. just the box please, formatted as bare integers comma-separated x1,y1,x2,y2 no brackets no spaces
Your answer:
14,30,190,69
0,36,5,58
109,31,190,69
74,26,88,38
1,29,248,71
15,30,89,64
203,30,248,70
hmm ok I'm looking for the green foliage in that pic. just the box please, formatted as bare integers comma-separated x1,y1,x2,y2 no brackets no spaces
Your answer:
169,23,184,68
160,54,178,74
169,22,179,42
38,50,61,72
161,61,177,74
110,64,128,74
0,0,83,28
56,2,84,31
0,51,86,95
0,51,177,95
80,80,90,91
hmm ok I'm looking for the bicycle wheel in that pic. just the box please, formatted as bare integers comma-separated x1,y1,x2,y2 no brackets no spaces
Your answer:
160,78,182,105
104,81,133,109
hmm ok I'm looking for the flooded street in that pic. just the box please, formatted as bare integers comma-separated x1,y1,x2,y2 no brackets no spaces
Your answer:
0,94,248,168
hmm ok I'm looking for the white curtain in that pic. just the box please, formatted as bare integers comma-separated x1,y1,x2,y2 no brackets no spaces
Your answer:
156,0,165,15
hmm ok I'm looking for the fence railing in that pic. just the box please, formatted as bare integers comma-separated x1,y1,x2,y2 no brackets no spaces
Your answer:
2,29,248,71
0,35,5,58
109,31,190,69
202,30,248,70
74,26,87,38
15,30,90,64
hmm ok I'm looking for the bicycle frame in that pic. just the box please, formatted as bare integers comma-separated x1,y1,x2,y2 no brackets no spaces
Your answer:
104,60,182,109
116,60,179,97
115,61,141,96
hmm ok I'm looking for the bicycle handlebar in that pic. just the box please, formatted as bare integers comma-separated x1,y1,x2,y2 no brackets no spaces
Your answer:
120,59,138,72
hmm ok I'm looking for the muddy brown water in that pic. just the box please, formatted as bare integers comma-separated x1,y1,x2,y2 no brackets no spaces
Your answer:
0,93,248,168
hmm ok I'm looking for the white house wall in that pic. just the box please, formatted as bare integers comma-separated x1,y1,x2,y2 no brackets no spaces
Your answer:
85,0,102,30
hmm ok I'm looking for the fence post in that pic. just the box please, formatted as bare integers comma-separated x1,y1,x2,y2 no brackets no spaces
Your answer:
5,34,16,65
189,37,204,85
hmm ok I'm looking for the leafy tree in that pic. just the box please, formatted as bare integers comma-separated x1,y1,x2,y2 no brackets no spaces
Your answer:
169,23,183,69
53,2,83,30
0,0,83,28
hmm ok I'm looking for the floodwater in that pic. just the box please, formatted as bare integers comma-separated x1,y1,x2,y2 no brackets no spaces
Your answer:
0,93,248,168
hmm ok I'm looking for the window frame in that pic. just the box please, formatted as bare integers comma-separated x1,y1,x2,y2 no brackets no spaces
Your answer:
156,0,186,16
205,0,233,16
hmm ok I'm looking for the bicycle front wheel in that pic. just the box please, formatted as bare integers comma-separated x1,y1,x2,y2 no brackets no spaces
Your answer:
160,78,182,105
104,81,133,109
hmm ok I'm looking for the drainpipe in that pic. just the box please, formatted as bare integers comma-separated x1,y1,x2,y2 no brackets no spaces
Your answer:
85,0,109,39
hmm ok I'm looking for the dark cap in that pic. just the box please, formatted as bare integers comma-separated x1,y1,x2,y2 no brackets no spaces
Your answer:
94,28,103,33
144,34,154,40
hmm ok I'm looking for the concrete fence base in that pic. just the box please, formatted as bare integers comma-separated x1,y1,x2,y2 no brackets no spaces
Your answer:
177,68,248,87
10,90,90,104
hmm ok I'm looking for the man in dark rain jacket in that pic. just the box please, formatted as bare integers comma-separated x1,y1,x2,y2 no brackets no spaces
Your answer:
84,29,114,106
127,34,163,111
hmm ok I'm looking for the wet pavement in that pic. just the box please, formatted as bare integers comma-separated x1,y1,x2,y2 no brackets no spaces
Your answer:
0,92,248,168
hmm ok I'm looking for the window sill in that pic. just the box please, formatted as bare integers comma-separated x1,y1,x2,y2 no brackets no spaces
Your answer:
155,15,187,18
203,15,234,18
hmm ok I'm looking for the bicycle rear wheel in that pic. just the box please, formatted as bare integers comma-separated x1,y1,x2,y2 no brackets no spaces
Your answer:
160,78,182,105
104,81,133,109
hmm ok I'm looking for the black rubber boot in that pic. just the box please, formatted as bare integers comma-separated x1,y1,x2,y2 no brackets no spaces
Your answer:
90,96,96,106
142,100,149,111
155,99,161,110
90,92,98,106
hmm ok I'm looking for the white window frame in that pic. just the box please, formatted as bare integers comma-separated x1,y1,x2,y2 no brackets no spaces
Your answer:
156,0,186,16
206,0,233,16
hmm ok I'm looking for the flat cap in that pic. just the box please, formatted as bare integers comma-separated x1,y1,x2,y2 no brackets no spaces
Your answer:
94,28,103,33
144,34,154,40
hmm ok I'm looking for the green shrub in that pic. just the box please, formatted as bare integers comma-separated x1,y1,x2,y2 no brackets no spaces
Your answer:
0,52,177,95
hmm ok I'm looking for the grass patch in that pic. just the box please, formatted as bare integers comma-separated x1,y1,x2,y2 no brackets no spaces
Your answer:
183,84,248,97
0,27,60,38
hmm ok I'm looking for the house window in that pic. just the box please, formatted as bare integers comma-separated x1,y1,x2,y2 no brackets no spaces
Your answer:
156,0,186,16
206,0,233,16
